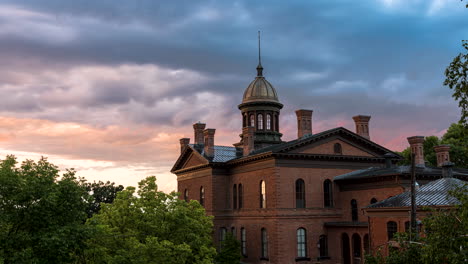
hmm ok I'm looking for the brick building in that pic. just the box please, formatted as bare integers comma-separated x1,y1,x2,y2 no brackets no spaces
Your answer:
171,61,468,264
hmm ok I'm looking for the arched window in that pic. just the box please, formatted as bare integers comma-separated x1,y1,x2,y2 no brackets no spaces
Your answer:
405,221,410,233
319,235,328,257
363,234,370,254
351,199,358,221
241,228,247,256
352,234,361,258
233,184,237,209
238,184,243,209
387,221,397,240
297,228,307,258
231,226,236,237
324,180,333,207
250,115,255,127
257,114,263,130
295,179,305,208
199,186,204,206
370,198,377,204
219,227,227,244
266,114,271,130
334,143,342,154
260,180,266,208
184,189,189,202
261,228,268,259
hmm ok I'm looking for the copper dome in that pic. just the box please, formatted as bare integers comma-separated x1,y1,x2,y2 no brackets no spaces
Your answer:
242,76,279,104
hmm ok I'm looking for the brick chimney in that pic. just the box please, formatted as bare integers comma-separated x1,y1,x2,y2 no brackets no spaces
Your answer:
352,115,371,140
243,126,255,156
295,109,313,138
407,136,425,166
203,128,215,158
434,145,450,167
179,138,190,153
193,122,206,145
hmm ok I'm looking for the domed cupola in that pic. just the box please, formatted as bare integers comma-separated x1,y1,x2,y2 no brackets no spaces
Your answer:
236,34,283,151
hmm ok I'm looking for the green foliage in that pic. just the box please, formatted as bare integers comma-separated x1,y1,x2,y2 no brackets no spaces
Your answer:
85,180,124,218
85,176,216,264
0,155,92,263
419,187,468,264
385,233,422,264
367,186,468,264
396,123,468,168
215,232,241,264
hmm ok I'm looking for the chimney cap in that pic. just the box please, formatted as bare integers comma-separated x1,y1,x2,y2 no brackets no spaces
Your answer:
407,136,425,144
434,144,450,151
295,109,313,115
352,115,371,122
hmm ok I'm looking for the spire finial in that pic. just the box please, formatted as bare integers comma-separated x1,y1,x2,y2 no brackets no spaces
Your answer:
256,30,263,77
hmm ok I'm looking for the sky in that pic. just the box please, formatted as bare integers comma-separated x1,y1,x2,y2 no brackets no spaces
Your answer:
0,0,466,192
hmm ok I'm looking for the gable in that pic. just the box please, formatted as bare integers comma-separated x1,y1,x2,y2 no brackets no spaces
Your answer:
171,146,209,172
292,136,379,157
183,152,209,168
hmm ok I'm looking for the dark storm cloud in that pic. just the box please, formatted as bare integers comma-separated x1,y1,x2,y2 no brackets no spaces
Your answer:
0,0,465,129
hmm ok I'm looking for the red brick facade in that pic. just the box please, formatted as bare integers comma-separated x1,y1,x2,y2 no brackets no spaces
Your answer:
171,64,413,264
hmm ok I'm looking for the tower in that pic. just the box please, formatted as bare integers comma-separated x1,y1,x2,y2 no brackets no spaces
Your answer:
236,32,283,151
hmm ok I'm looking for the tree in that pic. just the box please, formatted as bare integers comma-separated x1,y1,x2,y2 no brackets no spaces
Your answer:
85,176,216,264
85,180,124,218
214,232,241,264
0,155,92,263
366,186,468,264
444,2,468,127
419,187,468,263
396,123,468,168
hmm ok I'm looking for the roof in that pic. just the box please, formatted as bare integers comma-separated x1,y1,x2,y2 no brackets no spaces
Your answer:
334,165,468,181
367,177,467,208
250,126,400,157
193,144,240,162
242,76,279,104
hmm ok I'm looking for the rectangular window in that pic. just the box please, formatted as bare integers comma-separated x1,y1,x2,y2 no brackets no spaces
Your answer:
261,229,268,258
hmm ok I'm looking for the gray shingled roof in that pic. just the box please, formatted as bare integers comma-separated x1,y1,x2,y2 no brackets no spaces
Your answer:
367,177,467,208
334,165,468,181
191,144,240,162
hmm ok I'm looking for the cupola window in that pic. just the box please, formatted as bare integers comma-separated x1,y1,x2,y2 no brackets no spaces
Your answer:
250,115,255,127
257,114,263,130
266,114,271,130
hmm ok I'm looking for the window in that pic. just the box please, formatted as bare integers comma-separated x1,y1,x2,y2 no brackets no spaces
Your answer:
184,189,189,202
200,186,204,206
324,180,333,207
370,198,377,204
297,228,307,258
319,235,328,257
351,199,358,221
250,115,255,127
260,180,266,208
238,184,243,209
233,184,237,209
387,221,397,240
243,114,247,127
231,227,236,237
334,143,342,154
241,228,247,256
219,227,227,244
275,115,279,131
266,114,271,130
352,234,361,258
363,234,370,254
257,114,263,130
261,228,268,258
295,179,305,208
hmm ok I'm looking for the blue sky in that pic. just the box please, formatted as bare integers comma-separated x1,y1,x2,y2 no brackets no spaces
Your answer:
0,0,466,191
